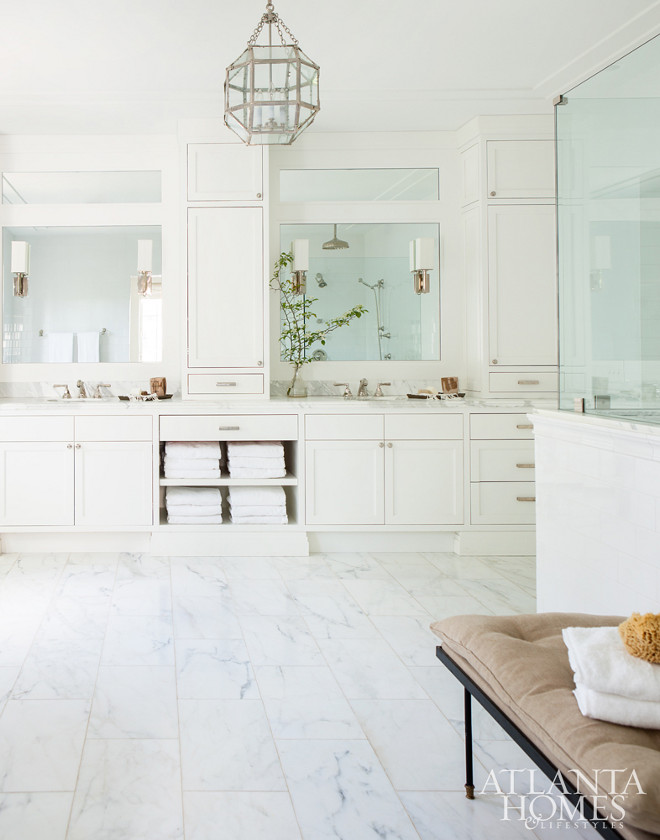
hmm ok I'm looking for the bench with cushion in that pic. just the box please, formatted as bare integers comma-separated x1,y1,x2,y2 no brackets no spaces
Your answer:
431,613,660,840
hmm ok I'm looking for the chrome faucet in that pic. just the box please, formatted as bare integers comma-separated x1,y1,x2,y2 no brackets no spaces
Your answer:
53,384,71,399
76,380,88,399
357,378,369,398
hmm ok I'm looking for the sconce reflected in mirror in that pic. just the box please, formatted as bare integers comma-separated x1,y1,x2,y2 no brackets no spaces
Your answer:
291,239,309,295
137,239,153,296
11,241,30,297
410,237,434,295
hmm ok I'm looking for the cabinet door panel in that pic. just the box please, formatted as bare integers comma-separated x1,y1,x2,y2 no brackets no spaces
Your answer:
187,144,263,202
488,205,557,366
487,140,555,199
385,440,463,525
305,441,384,525
75,442,153,527
0,443,74,526
188,207,264,368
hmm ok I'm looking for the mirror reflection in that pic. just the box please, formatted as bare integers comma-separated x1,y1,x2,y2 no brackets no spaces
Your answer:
280,223,440,361
2,171,161,205
2,226,162,363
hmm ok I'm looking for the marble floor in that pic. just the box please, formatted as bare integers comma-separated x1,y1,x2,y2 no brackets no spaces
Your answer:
0,550,599,840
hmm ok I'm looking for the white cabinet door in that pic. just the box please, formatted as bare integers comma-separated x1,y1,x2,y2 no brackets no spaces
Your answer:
488,205,557,366
187,144,263,202
385,440,463,525
74,442,153,527
188,207,264,368
305,441,384,525
0,443,74,526
487,140,555,199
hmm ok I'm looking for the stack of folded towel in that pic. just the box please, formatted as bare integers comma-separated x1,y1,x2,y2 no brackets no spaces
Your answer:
228,485,288,524
165,486,223,524
562,625,660,728
163,441,222,478
227,441,286,479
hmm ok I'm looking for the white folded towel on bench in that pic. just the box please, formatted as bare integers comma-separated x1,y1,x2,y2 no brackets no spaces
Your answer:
573,684,660,729
165,441,222,459
228,485,286,506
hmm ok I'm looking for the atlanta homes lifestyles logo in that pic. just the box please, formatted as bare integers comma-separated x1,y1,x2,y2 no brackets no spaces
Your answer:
481,768,645,830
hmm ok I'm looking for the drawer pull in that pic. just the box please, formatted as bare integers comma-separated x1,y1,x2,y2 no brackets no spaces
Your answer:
216,381,237,387
218,425,240,431
516,463,535,469
517,379,540,386
516,424,533,430
516,496,536,503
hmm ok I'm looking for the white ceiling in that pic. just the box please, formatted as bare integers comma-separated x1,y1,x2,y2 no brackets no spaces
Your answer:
1,0,659,135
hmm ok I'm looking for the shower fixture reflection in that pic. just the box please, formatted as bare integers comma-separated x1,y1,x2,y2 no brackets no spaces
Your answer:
315,272,327,287
358,277,390,360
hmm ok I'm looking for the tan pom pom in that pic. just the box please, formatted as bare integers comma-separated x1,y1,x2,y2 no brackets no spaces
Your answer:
618,612,660,664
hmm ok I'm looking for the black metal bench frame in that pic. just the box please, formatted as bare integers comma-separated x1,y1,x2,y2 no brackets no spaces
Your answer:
436,645,625,840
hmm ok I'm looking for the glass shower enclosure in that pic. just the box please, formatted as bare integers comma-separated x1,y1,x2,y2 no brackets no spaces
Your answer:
557,34,660,423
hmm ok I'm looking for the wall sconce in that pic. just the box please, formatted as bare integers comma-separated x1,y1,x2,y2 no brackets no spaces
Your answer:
11,241,30,298
409,237,435,295
137,239,153,297
291,239,309,295
590,235,611,292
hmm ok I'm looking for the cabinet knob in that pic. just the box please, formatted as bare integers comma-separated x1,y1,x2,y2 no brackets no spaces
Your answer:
387,442,393,448
257,361,263,367
256,193,262,199
378,441,385,448
492,359,498,364
66,443,73,449
75,443,81,449
490,190,496,196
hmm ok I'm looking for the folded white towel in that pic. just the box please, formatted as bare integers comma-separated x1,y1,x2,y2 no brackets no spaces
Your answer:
166,504,223,517
164,469,221,478
231,514,288,525
227,441,284,458
166,486,221,506
229,503,287,516
573,683,660,729
167,514,224,524
164,457,221,471
562,626,660,702
228,456,286,470
228,485,286,506
76,331,100,363
46,332,74,363
228,467,286,479
165,442,223,460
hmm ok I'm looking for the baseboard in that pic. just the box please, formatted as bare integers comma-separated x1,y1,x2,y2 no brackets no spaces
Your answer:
0,532,152,554
308,531,456,553
454,530,536,556
150,530,309,556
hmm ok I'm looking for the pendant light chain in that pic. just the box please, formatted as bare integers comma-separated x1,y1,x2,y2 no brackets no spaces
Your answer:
247,2,299,47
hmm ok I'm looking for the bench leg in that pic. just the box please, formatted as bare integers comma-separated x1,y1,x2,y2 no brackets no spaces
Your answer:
464,688,475,800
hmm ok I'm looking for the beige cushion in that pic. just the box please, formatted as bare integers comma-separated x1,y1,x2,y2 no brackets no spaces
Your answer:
431,613,660,837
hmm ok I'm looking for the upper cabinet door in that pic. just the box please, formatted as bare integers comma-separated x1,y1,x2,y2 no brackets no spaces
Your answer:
487,140,555,199
187,144,263,202
488,204,557,367
188,207,264,369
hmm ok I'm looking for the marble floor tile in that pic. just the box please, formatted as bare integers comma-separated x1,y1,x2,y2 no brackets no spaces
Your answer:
172,594,243,639
0,614,42,666
407,590,494,621
278,739,419,840
423,553,508,580
375,553,448,586
12,637,102,700
101,615,174,666
318,638,427,699
116,553,170,580
272,555,335,580
36,597,110,642
456,578,536,616
324,552,393,580
88,666,178,739
257,665,364,739
0,698,89,791
110,578,172,616
408,665,464,720
287,581,378,639
67,739,183,840
176,639,258,699
179,699,286,791
184,792,302,840
371,615,440,666
341,578,429,616
0,553,18,576
222,556,283,579
0,793,73,840
240,615,325,667
0,667,18,712
228,579,300,616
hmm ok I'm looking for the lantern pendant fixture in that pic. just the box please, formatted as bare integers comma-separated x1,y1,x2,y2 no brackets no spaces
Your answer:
224,1,320,146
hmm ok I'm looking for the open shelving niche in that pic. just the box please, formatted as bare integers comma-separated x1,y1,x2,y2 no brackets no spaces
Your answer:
158,439,299,528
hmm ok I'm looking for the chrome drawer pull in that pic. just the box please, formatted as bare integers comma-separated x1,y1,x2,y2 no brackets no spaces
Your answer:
517,379,540,385
516,496,536,502
516,463,535,469
216,382,237,387
218,425,240,431
516,424,533,430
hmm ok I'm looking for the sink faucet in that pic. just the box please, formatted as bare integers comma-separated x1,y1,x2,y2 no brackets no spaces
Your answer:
357,378,369,398
92,383,112,399
53,384,71,399
374,382,391,397
334,383,353,399
76,380,88,399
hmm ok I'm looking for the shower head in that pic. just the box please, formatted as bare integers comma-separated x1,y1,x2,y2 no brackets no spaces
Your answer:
315,272,327,288
322,224,349,250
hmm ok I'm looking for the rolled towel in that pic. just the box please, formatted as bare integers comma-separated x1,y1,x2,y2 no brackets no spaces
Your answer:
228,456,286,470
231,514,288,525
164,457,221,471
164,469,221,479
166,487,222,506
226,441,284,458
562,626,660,702
229,504,287,517
167,514,224,524
166,504,223,517
573,684,660,729
165,441,222,460
228,467,286,479
228,485,286,506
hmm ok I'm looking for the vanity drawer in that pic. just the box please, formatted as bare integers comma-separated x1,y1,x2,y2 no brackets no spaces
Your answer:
0,416,74,442
305,414,383,441
489,372,558,393
160,414,298,442
470,413,534,440
187,374,264,396
385,413,463,440
470,440,535,482
470,481,536,525
75,416,153,442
